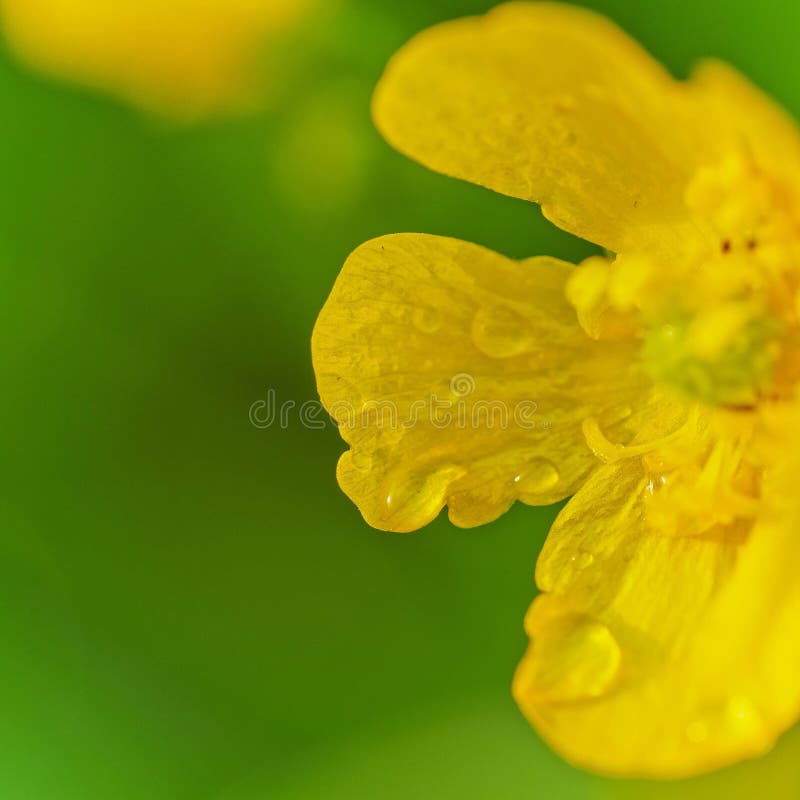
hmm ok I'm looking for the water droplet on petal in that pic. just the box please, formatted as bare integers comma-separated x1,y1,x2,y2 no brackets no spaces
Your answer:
724,695,769,747
447,489,514,528
686,696,770,750
380,463,466,532
570,551,595,570
518,615,622,704
472,306,533,358
412,306,442,334
514,458,560,497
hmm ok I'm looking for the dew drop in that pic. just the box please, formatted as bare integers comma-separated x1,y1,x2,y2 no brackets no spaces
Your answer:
412,306,442,334
685,696,769,750
570,551,595,570
518,615,622,704
644,472,668,496
471,305,533,358
447,489,514,528
724,695,768,746
514,458,560,496
380,463,466,532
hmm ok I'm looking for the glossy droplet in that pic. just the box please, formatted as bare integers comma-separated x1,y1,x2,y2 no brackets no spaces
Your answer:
686,696,769,750
380,464,466,532
447,489,514,528
518,615,622,704
644,472,668,496
471,306,532,358
570,551,595,570
514,458,560,496
412,307,442,334
724,696,769,747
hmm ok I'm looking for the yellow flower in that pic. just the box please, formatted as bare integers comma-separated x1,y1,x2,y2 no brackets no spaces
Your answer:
312,2,800,778
0,0,316,119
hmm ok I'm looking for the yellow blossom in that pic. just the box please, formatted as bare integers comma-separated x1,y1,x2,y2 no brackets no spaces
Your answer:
0,0,316,119
312,2,800,777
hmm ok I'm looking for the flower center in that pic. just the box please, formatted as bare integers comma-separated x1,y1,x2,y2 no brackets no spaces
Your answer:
642,306,780,406
584,407,761,540
567,150,800,408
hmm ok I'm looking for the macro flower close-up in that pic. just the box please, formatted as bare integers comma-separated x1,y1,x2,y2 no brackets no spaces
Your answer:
7,0,800,797
313,1,800,779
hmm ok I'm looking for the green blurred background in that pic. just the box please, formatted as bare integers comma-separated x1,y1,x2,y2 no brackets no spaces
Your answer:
3,0,800,797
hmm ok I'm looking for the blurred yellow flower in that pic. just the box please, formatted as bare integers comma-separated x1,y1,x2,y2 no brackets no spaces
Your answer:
312,1,800,779
0,0,316,119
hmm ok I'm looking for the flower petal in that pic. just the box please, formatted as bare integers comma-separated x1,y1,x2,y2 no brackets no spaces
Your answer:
690,59,800,179
312,234,646,532
373,2,710,255
0,0,315,118
513,403,800,777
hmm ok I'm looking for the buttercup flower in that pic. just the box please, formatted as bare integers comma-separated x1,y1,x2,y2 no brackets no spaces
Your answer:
312,2,800,778
0,0,316,119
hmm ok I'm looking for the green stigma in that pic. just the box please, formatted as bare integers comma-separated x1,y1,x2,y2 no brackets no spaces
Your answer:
643,309,779,406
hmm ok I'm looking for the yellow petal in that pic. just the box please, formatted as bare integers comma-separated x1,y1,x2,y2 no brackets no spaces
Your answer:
0,0,316,119
312,234,646,532
513,402,800,777
373,2,710,256
691,59,800,180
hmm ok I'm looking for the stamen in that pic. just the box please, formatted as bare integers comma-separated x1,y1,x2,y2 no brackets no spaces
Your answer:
641,424,761,539
581,411,698,464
